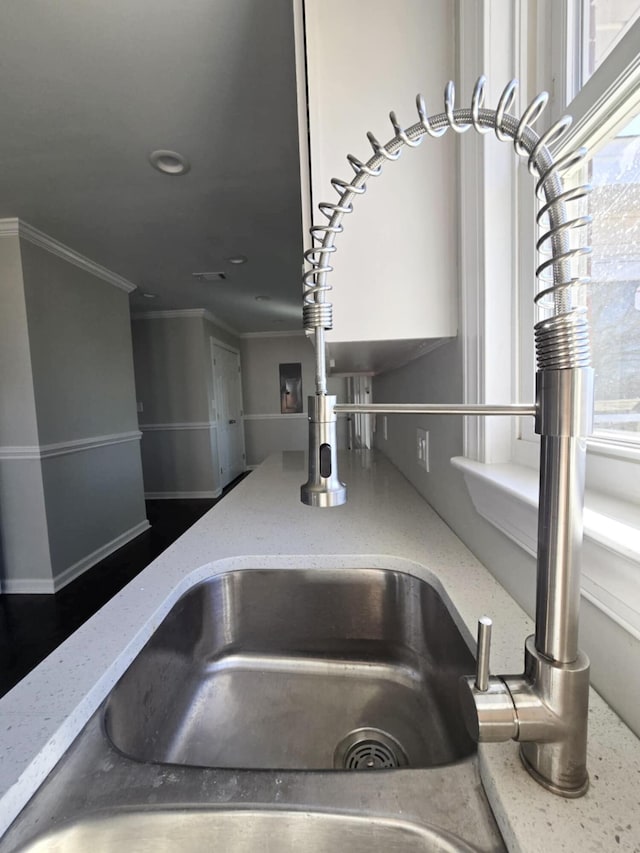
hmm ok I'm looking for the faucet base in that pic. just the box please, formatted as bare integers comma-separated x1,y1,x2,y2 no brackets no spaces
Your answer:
514,637,590,798
519,744,589,799
459,635,590,798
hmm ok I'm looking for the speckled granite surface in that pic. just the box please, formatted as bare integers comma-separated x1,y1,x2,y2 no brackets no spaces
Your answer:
0,451,638,850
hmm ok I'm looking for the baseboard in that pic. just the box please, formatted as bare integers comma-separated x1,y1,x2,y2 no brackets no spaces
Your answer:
144,490,222,499
1,577,57,594
1,520,151,594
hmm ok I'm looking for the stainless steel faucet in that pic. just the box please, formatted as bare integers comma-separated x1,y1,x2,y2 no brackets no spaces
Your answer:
300,78,594,797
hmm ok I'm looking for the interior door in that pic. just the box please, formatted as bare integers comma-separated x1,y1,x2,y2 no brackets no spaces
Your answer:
212,342,245,488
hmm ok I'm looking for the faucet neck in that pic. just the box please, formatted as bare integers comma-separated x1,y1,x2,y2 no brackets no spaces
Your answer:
534,367,594,663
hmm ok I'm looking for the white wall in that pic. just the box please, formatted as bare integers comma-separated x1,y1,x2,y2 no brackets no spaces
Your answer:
0,229,148,592
240,333,347,467
303,0,458,349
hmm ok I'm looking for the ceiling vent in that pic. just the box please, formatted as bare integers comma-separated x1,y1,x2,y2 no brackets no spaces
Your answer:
192,272,227,282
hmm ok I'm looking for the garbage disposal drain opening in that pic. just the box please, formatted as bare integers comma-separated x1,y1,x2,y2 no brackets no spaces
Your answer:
334,728,409,770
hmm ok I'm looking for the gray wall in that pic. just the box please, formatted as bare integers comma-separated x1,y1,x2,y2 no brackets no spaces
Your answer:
240,334,317,416
0,235,39,447
131,314,241,497
41,441,147,576
0,231,147,592
132,317,210,425
240,333,347,467
373,340,640,737
21,242,140,442
0,235,52,585
0,459,52,586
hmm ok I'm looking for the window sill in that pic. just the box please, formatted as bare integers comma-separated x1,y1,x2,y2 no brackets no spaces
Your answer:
451,456,640,642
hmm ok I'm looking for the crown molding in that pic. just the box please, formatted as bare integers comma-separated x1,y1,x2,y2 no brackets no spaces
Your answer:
202,309,240,337
0,218,136,293
132,308,239,337
132,309,206,320
240,330,305,339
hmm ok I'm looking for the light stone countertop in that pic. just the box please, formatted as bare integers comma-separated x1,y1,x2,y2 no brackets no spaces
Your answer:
0,451,638,851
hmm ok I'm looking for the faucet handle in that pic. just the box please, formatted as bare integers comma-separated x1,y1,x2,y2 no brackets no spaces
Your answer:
460,614,518,744
475,616,492,692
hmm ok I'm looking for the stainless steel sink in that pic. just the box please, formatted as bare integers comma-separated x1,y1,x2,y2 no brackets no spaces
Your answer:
104,569,476,770
2,706,504,853
1,569,506,853
14,809,481,852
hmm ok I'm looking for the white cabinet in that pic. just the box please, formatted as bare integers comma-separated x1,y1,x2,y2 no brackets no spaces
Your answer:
299,0,458,374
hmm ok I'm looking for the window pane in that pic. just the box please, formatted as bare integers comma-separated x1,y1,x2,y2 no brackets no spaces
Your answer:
588,113,640,438
583,0,640,83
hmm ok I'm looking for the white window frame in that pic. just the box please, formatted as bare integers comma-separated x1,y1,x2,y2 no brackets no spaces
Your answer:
458,0,518,466
454,0,640,643
512,0,640,504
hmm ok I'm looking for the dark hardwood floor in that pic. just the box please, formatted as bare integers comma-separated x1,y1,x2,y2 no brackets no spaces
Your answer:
0,474,248,698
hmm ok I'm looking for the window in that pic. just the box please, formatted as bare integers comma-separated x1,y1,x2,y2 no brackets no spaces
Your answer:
588,111,640,440
544,0,640,494
582,0,640,82
560,2,640,447
510,1,640,470
454,0,640,646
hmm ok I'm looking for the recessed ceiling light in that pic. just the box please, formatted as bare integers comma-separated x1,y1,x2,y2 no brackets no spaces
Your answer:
142,291,158,299
255,295,271,302
227,255,248,265
148,149,191,176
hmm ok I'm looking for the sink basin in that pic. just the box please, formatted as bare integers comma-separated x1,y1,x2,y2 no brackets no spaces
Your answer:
15,808,480,852
1,569,505,853
105,568,476,770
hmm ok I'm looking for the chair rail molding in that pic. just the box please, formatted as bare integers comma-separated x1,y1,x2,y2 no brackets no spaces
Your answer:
0,430,142,460
138,422,217,431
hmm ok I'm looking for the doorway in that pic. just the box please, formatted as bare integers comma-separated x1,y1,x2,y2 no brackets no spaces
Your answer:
211,340,246,489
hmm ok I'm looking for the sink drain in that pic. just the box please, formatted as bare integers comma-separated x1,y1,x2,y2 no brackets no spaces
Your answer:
335,728,408,770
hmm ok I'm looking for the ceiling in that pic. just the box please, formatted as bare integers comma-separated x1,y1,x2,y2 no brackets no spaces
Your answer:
0,0,305,333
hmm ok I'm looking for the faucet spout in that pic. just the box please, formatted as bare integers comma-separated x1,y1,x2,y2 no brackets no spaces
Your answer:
301,395,346,507
299,77,594,796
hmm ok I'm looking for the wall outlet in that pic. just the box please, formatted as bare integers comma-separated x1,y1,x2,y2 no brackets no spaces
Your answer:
416,428,430,472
